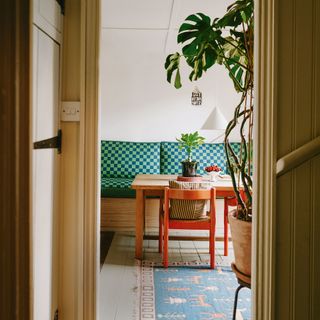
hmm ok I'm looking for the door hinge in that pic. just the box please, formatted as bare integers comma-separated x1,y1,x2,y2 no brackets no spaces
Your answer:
56,0,65,15
54,309,59,320
33,129,62,154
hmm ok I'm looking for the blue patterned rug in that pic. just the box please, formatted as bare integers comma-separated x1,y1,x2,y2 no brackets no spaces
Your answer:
138,261,251,320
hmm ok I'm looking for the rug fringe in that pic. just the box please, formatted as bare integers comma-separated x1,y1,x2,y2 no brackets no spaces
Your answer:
133,259,142,320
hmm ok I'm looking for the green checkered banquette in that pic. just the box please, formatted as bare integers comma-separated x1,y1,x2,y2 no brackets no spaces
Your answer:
160,142,241,175
100,140,241,198
101,140,161,197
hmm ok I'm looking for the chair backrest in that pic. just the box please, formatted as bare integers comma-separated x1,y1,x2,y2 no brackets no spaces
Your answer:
167,188,213,200
164,187,216,220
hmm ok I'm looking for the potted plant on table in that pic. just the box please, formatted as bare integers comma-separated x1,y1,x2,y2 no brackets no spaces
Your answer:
166,0,254,277
176,131,205,177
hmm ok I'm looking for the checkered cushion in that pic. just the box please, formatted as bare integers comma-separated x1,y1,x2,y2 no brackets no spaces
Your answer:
101,177,135,198
168,180,211,220
101,141,161,179
101,177,133,189
160,142,241,175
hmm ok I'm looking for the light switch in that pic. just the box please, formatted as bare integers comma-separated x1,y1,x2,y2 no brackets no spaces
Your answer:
61,101,80,122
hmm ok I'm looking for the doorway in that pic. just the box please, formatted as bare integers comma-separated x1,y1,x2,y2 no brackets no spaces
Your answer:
98,1,254,319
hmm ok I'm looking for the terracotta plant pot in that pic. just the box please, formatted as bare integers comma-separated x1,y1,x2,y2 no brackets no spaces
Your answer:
181,161,198,177
228,209,252,277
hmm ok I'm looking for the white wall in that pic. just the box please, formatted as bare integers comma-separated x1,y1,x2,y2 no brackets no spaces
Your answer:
100,0,241,142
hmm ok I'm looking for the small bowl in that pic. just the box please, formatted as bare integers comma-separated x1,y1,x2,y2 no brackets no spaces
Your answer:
208,171,221,181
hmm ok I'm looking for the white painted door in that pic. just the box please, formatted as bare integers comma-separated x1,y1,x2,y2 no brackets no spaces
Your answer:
32,25,60,320
33,0,62,43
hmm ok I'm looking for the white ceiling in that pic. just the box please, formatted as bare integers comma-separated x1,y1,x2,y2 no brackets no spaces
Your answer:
101,0,232,53
101,0,173,29
101,0,231,29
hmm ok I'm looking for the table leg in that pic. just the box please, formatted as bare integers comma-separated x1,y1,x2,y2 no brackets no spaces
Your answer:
135,189,145,259
224,197,229,256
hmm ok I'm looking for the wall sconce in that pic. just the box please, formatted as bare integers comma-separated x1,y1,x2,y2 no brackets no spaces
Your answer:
191,87,202,106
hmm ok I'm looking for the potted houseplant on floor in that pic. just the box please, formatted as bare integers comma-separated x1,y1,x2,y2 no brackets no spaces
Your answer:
176,131,205,177
165,0,254,277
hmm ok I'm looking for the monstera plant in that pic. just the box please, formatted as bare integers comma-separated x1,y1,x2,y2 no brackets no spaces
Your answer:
165,0,254,276
165,0,254,222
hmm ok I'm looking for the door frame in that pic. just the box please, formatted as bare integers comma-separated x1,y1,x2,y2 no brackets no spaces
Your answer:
252,0,277,318
1,0,31,319
81,1,278,320
81,0,100,318
1,0,277,318
82,0,278,319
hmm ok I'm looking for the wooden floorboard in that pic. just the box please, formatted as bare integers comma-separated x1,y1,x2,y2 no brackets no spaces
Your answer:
100,231,115,267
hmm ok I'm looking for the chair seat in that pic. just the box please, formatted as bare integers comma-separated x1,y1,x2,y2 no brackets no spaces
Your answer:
160,211,211,229
168,219,211,230
160,210,210,222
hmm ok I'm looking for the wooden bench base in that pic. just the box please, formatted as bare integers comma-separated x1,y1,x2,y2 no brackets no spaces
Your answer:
101,197,160,232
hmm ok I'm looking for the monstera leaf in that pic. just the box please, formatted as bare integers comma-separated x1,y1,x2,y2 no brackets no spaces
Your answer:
217,0,254,28
165,52,182,89
165,13,223,86
222,37,249,92
165,9,252,90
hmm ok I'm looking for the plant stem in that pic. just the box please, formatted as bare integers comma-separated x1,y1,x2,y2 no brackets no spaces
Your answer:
224,93,246,212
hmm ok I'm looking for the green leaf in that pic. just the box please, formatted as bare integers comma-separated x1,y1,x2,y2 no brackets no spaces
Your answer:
165,53,182,88
174,69,182,89
182,14,202,24
176,131,205,158
165,0,253,93
241,10,248,22
189,70,195,82
218,0,253,28
236,67,244,84
177,31,198,44
182,42,198,57
179,23,199,33
203,47,217,70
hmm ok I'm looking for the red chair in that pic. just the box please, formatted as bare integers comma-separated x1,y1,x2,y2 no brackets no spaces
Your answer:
159,187,217,269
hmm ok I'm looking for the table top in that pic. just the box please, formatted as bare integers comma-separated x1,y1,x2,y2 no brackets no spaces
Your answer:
131,174,237,191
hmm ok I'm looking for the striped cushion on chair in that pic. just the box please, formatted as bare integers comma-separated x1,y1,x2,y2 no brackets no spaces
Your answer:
169,180,211,220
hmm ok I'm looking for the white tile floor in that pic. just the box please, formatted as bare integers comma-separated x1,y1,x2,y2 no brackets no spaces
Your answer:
99,199,236,320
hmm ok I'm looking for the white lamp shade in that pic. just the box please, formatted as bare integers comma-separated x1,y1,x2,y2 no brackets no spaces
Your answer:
201,107,228,130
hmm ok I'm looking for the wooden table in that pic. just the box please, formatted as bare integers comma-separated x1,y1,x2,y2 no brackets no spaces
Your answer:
131,174,237,259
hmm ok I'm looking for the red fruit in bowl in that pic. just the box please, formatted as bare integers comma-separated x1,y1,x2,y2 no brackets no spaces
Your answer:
205,164,222,173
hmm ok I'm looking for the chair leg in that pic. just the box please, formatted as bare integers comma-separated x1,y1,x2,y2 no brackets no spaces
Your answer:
209,225,215,269
232,284,244,320
209,216,216,269
158,214,163,253
163,223,168,268
224,197,228,256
